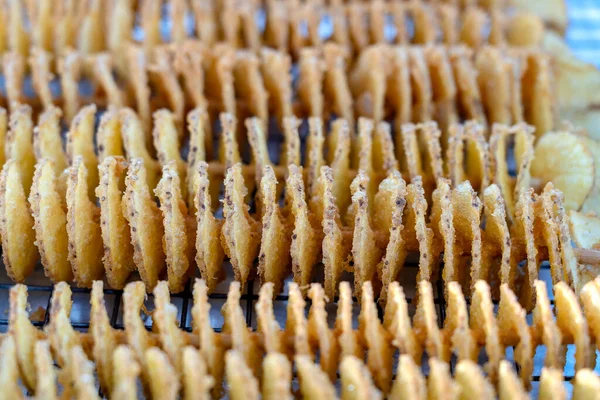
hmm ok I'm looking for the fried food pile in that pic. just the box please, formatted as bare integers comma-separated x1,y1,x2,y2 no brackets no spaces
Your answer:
1,104,596,308
2,277,599,399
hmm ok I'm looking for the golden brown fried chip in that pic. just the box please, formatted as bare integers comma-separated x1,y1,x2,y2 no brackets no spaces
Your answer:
445,281,476,362
173,42,209,110
97,156,134,288
534,184,564,286
511,188,538,310
90,281,117,394
149,47,185,123
247,118,272,187
573,369,600,400
470,280,503,382
360,281,393,392
384,282,422,363
192,279,225,397
58,50,83,124
0,160,39,282
3,52,25,108
186,107,211,209
298,48,325,118
0,336,25,399
260,48,293,122
389,355,426,400
287,282,312,357
532,280,564,369
123,158,165,291
405,177,436,282
350,171,383,297
431,178,457,287
90,54,126,108
194,162,225,291
414,280,447,361
336,281,363,359
29,159,71,281
262,352,292,400
428,358,457,400
0,108,6,167
153,281,186,373
531,131,594,211
350,45,387,122
308,284,339,381
33,107,68,176
9,285,41,391
281,117,301,168
539,368,567,400
123,282,151,382
340,355,383,400
554,282,593,370
153,110,186,190
234,52,268,124
6,104,36,194
387,47,412,125
221,163,261,288
66,157,103,287
256,282,284,354
120,108,161,190
69,345,100,400
323,43,354,124
306,117,325,199
482,184,512,288
226,350,260,400
286,165,322,289
182,346,214,400
449,47,486,125
125,45,152,133
296,355,338,400
111,345,140,400
97,108,124,162
409,48,433,122
146,347,180,400
155,161,195,292
66,105,99,201
455,359,495,400
353,118,377,203
257,166,290,294
580,278,600,346
29,48,54,109
498,360,528,400
34,340,57,400
497,284,533,388
47,282,80,367
569,211,600,250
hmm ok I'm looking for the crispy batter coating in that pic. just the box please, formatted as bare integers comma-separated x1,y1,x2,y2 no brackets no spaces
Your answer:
0,336,24,399
532,280,564,368
340,355,383,400
262,352,293,400
46,282,80,367
234,52,268,125
511,188,538,310
111,345,140,400
431,178,457,287
6,104,35,194
66,105,99,201
296,355,338,400
287,282,312,357
384,282,422,363
90,281,117,394
66,157,104,287
146,347,180,400
153,281,186,373
539,368,567,400
455,359,495,400
149,47,185,124
428,358,457,400
0,160,39,282
445,281,477,362
153,109,187,197
123,158,165,291
256,282,284,354
389,355,427,400
123,282,152,385
34,340,57,400
482,184,511,288
308,284,339,381
97,108,124,162
182,346,214,400
498,361,528,400
414,280,447,361
573,369,600,400
226,350,260,400
186,107,210,209
33,107,68,176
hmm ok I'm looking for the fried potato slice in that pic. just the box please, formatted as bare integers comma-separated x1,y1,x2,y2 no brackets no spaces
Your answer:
97,156,134,288
173,41,209,111
427,358,457,400
34,340,58,400
123,158,165,291
350,45,387,122
222,282,261,374
414,281,447,361
0,336,25,399
69,345,100,400
194,162,225,291
186,108,211,210
256,283,284,354
260,48,293,122
146,347,180,400
221,163,261,288
6,104,36,194
387,47,412,125
257,166,290,294
33,106,68,176
97,108,124,162
58,50,83,124
539,368,567,400
360,281,393,392
153,109,187,197
9,285,41,391
120,108,161,190
497,284,533,388
445,282,476,362
111,345,140,400
308,284,339,381
580,278,600,346
148,47,185,124
247,118,271,189
350,171,383,297
153,281,186,373
573,369,600,400
125,45,152,133
30,48,54,108
287,165,322,290
0,108,6,167
192,279,225,397
340,355,383,400
66,157,103,287
298,48,324,118
353,118,376,203
281,117,301,168
305,117,325,199
3,52,25,109
226,350,260,400
206,46,236,116
511,189,538,310
234,52,268,124
522,52,555,136
262,352,292,400
296,355,338,400
182,346,214,400
449,47,486,125
90,54,126,108
431,178,457,287
455,360,495,400
384,282,422,363
578,136,600,214
323,43,354,124
336,281,363,359
0,160,39,282
66,105,99,201
286,282,312,357
389,354,426,399
376,172,408,303
534,184,564,285
482,184,512,288
317,166,350,298
90,281,117,394
155,161,195,292
470,280,503,382
323,119,351,219
531,131,594,211
532,280,564,369
498,361,528,400
405,177,435,282
554,282,593,370
123,282,151,382
47,282,80,367
409,48,433,122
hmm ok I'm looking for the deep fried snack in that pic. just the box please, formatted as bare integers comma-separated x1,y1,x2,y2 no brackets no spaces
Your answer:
57,50,84,124
146,347,180,400
34,340,58,399
0,108,6,168
97,156,134,289
414,280,447,361
431,178,457,287
182,346,214,400
262,352,293,400
148,47,185,124
153,281,186,373
46,282,80,367
256,282,285,354
579,278,600,346
455,359,495,400
532,280,564,368
482,184,511,289
111,345,141,400
6,104,36,194
153,109,187,197
97,108,124,162
66,156,104,287
511,189,538,310
186,108,211,209
286,282,312,357
221,163,261,288
445,281,477,362
88,282,117,396
0,160,39,282
427,358,457,400
66,105,99,201
498,360,528,400
225,350,260,400
308,284,339,381
0,336,25,399
123,282,152,386
384,282,422,363
69,345,100,400
388,355,426,400
573,369,600,400
296,355,337,400
340,355,383,400
539,368,567,400
33,107,68,176
578,135,600,214
123,158,165,291
336,281,363,359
